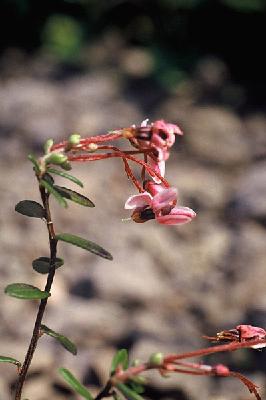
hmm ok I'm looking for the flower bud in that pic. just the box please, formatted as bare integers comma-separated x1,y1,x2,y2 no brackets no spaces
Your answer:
45,153,68,166
68,133,81,146
43,139,54,154
149,352,163,366
131,359,141,367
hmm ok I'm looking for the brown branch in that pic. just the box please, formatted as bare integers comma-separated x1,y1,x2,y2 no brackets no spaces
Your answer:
14,185,58,400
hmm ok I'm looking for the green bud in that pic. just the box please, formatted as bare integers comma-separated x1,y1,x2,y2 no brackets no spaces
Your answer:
45,153,68,166
131,359,141,367
68,133,81,146
43,138,54,154
149,352,163,366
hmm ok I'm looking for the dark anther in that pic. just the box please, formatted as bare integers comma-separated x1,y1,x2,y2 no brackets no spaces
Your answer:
136,126,152,140
158,130,168,140
140,208,155,221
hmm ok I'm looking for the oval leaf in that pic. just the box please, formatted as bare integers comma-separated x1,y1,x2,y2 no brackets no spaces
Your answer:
59,368,93,400
111,349,129,375
40,179,67,208
15,200,45,219
0,356,21,368
4,283,50,300
41,325,77,355
54,186,94,207
116,383,144,400
47,168,84,188
32,257,64,274
56,233,113,260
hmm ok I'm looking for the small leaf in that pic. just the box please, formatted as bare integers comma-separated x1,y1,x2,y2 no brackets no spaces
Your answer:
111,349,129,375
59,368,93,400
28,154,40,173
42,172,55,186
129,381,145,395
4,283,50,300
40,179,67,208
47,167,84,187
41,325,77,355
54,186,95,207
44,138,54,154
0,356,21,368
116,383,144,400
113,394,123,400
15,200,45,219
32,257,64,274
60,161,72,170
56,233,113,260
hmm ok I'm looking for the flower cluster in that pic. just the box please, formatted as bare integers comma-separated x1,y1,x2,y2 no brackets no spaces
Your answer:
47,119,196,226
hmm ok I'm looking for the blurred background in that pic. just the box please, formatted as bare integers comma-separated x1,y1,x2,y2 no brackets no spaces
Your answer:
0,0,266,399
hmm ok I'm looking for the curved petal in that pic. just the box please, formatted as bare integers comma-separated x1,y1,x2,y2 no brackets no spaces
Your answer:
152,187,178,212
156,206,196,225
153,120,183,136
124,192,152,210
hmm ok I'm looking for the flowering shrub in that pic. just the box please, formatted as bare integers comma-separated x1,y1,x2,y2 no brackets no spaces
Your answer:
1,120,265,400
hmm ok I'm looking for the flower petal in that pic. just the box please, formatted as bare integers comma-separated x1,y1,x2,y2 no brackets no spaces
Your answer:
156,206,196,225
148,157,165,183
152,187,178,212
124,192,152,209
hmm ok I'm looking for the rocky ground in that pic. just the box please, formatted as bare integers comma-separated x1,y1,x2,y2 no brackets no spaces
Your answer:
0,48,266,400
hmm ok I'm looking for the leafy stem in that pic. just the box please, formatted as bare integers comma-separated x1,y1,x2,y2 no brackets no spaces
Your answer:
14,183,58,400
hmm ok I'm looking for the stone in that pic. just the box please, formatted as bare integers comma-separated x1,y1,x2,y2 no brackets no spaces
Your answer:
184,107,250,165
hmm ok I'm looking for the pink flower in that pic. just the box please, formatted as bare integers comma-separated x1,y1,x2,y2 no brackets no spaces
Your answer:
206,324,266,349
151,120,183,150
130,119,183,162
237,325,266,340
125,183,196,225
237,325,266,349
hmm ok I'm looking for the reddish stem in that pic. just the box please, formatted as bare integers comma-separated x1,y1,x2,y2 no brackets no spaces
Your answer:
164,338,266,363
68,152,170,187
51,132,123,151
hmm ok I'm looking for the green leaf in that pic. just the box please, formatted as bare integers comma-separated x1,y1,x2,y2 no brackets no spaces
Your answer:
44,138,54,154
47,168,84,188
116,383,144,400
54,186,94,207
60,161,72,171
32,257,64,274
42,172,55,186
28,154,40,173
113,394,123,400
56,233,113,260
4,283,50,300
111,349,129,375
41,325,77,355
59,368,93,400
15,200,45,219
129,381,145,395
40,179,67,208
0,356,21,368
